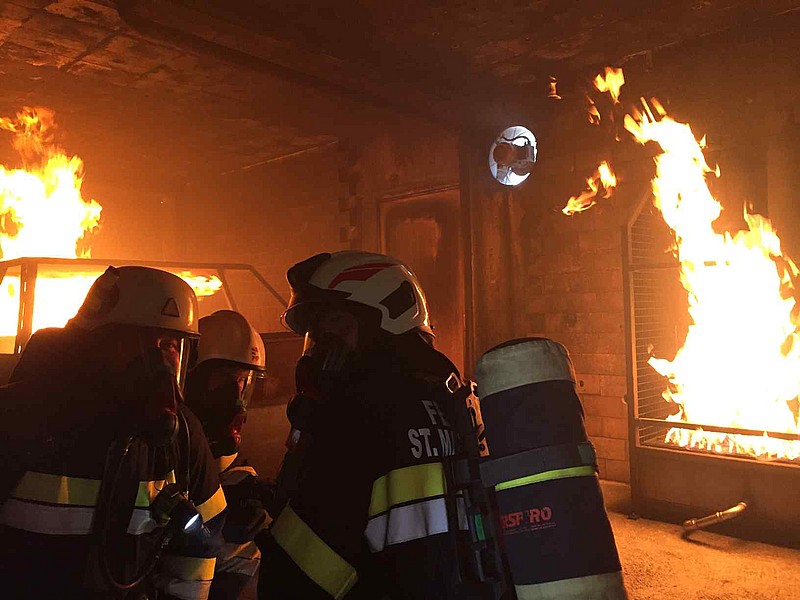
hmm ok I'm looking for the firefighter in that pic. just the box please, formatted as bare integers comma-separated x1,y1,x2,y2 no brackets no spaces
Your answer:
0,266,226,600
258,251,483,600
184,310,271,599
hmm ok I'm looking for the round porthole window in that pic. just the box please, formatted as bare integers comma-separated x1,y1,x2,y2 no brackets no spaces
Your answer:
488,125,537,186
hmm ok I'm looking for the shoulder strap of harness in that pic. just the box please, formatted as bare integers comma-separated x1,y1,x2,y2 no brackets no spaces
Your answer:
411,371,509,600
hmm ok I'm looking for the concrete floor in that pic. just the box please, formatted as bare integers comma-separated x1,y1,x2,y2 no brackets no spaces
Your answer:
243,481,800,599
604,481,799,600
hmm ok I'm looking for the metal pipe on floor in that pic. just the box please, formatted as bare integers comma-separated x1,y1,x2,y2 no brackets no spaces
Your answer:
682,501,748,533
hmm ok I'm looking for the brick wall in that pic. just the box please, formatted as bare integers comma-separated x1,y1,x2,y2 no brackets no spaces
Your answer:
517,182,634,481
462,29,800,484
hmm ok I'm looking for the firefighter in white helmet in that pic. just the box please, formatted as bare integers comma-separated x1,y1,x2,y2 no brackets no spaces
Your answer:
0,266,226,600
259,251,484,599
184,310,271,600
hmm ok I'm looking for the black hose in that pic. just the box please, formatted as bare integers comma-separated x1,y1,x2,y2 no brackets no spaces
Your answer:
97,437,171,594
95,336,194,595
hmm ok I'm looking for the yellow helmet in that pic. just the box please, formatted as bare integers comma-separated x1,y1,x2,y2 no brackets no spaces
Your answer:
196,310,265,371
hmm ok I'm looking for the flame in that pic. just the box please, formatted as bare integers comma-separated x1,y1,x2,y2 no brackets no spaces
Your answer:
562,161,618,215
593,67,625,104
0,107,223,343
0,107,103,340
625,100,800,460
587,97,601,125
0,108,101,258
177,272,223,297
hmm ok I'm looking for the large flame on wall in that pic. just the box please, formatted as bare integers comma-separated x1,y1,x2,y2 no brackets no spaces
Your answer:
0,107,221,342
625,100,800,460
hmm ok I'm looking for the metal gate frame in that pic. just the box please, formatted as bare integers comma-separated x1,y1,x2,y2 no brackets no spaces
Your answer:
623,190,800,547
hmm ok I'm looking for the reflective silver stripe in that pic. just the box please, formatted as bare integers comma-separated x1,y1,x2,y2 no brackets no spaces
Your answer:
476,338,576,398
1,499,160,536
216,552,260,577
0,498,94,535
217,541,260,562
364,496,467,552
220,466,258,487
154,555,216,600
152,576,212,600
128,508,158,535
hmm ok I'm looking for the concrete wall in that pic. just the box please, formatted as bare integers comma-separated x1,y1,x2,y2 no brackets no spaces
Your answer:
171,147,351,332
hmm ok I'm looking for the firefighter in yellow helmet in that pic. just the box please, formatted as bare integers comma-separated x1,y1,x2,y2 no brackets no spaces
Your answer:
258,251,484,599
0,266,226,600
184,310,271,600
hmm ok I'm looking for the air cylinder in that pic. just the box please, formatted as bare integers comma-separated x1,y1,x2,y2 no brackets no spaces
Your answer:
475,338,627,600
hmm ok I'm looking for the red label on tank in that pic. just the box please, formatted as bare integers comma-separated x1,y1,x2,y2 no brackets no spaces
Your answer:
500,506,556,535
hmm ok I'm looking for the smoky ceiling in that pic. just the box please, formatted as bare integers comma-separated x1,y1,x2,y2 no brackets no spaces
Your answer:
1,1,798,141
112,0,800,129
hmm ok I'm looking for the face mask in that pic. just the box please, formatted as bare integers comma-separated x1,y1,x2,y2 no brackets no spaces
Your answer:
122,346,180,446
304,332,353,375
288,334,352,434
202,380,246,458
207,411,245,458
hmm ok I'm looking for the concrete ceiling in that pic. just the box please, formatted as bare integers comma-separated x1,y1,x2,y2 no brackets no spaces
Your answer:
0,0,798,162
264,0,800,84
0,0,341,173
119,0,800,124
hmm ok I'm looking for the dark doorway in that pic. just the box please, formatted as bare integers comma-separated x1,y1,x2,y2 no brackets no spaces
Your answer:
380,188,466,373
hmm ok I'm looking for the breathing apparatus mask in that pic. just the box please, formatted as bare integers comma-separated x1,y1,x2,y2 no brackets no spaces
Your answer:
205,376,251,458
186,360,258,459
275,304,375,515
282,333,351,444
120,329,191,447
301,331,353,376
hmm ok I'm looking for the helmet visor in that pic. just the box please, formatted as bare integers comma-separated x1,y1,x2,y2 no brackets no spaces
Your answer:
210,363,258,409
143,329,193,392
240,369,257,409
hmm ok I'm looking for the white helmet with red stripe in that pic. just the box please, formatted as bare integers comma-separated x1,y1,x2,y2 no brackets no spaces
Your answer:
282,251,432,336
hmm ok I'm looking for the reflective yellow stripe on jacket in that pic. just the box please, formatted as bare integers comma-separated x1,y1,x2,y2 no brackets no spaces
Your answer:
365,462,466,552
271,504,358,599
0,470,177,536
196,486,226,523
368,462,446,517
11,470,177,508
216,452,238,473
